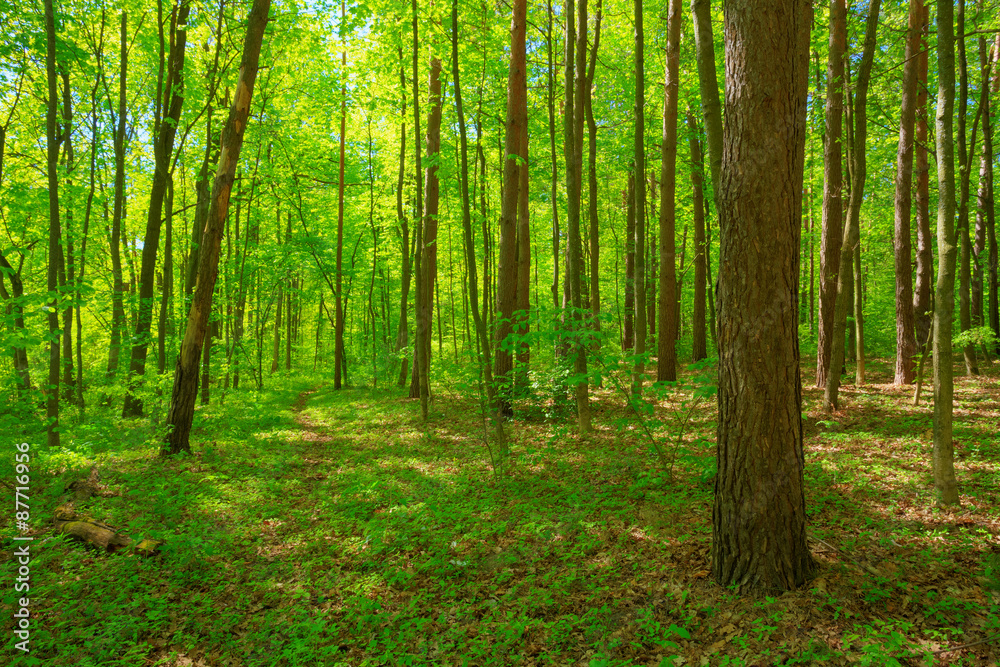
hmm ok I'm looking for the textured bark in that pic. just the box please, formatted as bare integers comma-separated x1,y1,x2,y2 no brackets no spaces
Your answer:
892,0,922,384
914,2,933,350
547,0,561,311
825,0,879,411
164,0,270,454
408,0,424,399
973,29,992,333
713,0,814,593
632,0,646,397
586,0,603,342
657,0,681,382
687,110,707,361
933,0,960,505
44,0,61,447
515,99,531,380
104,11,128,390
394,49,411,386
816,0,846,388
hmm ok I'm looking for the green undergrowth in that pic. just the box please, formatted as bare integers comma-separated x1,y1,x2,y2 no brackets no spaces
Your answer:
2,363,1000,666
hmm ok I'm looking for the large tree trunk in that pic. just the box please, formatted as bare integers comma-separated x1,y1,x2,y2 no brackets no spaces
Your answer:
657,0,681,382
824,0,879,411
44,0,62,447
632,0,646,397
816,0,846,388
687,110,708,361
892,0,922,385
712,0,814,593
913,2,933,350
123,0,190,418
933,0,960,505
163,0,271,454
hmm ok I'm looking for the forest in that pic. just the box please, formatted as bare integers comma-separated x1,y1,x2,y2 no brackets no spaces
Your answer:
2,0,1000,663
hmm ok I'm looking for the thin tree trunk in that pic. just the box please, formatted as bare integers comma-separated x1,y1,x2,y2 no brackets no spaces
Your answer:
586,0,603,345
632,0,646,397
624,175,635,350
687,109,707,361
892,0,922,384
933,0,961,505
44,0,62,447
957,0,979,375
914,2,933,350
657,0,681,382
816,0,846,388
123,0,190,417
334,0,348,388
825,0,879,411
164,0,271,454
395,46,411,387
418,55,443,419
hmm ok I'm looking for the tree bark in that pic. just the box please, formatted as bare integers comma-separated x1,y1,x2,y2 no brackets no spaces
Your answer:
163,0,271,454
973,26,992,335
713,0,814,593
914,2,933,350
956,0,979,375
123,0,190,417
657,0,681,382
933,0,961,505
632,0,646,397
418,55,442,419
816,0,846,388
585,0,603,350
892,0,922,384
690,0,722,210
824,0,879,411
334,0,348,389
44,0,62,447
624,174,635,351
687,109,708,361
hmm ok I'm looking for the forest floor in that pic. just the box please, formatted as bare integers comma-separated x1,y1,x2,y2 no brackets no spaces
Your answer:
2,357,1000,666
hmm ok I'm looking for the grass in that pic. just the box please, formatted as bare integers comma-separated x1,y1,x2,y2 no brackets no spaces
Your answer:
2,359,999,666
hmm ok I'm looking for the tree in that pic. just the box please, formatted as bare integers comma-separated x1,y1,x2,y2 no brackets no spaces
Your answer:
334,0,348,389
657,0,681,382
687,109,708,361
44,0,61,448
914,2,933,349
712,0,814,592
122,0,191,418
632,0,646,397
816,0,846,388
163,0,272,455
891,0,922,385
932,0,960,505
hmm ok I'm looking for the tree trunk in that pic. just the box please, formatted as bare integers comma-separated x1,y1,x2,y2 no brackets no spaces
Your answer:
44,0,62,447
334,0,348,389
914,2,933,350
104,13,128,394
624,174,635,351
657,0,681,382
816,0,846,388
713,0,814,593
123,0,190,418
824,0,879,411
973,27,992,335
632,0,646,397
892,0,922,384
933,0,961,505
956,0,979,376
163,0,271,455
687,110,708,361
586,0,603,352
418,55,443,419
395,48,411,387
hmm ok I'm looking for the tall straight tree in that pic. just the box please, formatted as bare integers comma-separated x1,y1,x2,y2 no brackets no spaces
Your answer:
690,0,722,208
891,0,922,384
914,2,933,349
334,0,348,389
44,0,61,448
933,0,961,505
586,0,603,341
164,0,271,454
417,55,442,420
687,109,708,361
632,0,647,397
657,0,681,382
495,0,527,415
824,0,880,411
712,0,814,593
816,0,846,388
955,0,979,375
122,0,190,417
976,29,997,342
